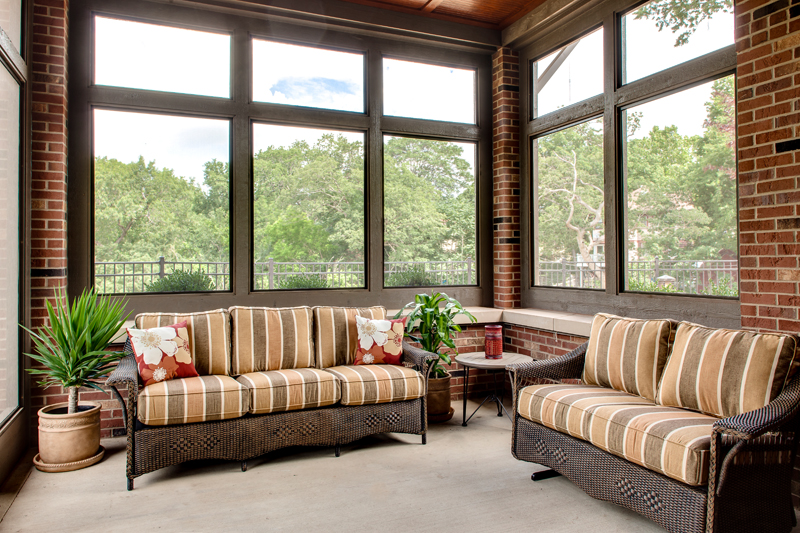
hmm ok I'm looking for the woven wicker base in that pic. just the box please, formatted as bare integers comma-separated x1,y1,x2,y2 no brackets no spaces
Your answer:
33,446,105,473
428,406,454,423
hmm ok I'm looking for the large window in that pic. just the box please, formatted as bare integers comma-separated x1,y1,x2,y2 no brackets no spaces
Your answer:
525,0,737,316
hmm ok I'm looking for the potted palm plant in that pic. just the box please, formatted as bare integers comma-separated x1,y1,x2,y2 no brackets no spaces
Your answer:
21,287,129,471
395,292,476,422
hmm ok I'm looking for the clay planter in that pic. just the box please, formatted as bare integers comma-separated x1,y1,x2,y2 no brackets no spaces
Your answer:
36,401,103,471
427,373,454,423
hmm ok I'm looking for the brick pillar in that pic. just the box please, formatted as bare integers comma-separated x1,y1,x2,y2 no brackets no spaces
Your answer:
734,0,800,506
492,48,521,309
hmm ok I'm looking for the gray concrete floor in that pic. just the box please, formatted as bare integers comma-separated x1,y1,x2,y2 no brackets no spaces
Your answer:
0,400,797,532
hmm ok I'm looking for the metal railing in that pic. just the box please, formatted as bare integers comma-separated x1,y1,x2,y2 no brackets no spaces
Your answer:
94,258,230,294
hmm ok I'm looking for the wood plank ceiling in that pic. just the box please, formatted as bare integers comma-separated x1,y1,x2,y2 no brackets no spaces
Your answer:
337,0,546,29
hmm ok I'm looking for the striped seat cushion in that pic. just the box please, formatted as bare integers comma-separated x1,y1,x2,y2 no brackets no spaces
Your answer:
237,368,340,414
582,313,677,401
137,375,250,426
519,384,718,486
323,365,424,405
313,306,386,368
656,322,800,418
135,309,232,376
229,306,315,373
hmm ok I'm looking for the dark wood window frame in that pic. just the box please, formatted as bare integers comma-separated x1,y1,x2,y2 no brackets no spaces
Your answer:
519,0,741,327
68,0,493,315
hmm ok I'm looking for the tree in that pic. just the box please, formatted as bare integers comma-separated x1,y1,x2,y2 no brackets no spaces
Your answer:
634,0,733,46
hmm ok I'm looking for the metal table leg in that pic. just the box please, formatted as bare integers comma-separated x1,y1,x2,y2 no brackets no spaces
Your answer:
462,365,469,426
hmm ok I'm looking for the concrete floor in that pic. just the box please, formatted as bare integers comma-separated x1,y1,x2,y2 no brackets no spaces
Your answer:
0,400,797,533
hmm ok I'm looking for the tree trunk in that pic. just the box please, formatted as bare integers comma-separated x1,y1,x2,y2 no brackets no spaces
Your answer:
67,386,78,414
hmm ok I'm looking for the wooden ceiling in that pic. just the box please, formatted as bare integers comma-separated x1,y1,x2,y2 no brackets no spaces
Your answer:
337,0,546,30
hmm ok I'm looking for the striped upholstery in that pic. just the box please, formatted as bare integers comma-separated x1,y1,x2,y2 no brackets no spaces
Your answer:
656,322,800,418
229,306,315,374
237,368,340,414
582,313,677,401
323,365,424,405
135,309,231,376
137,375,249,426
313,306,386,368
518,384,718,485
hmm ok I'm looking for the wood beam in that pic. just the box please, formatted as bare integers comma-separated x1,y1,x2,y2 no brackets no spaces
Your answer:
422,0,445,13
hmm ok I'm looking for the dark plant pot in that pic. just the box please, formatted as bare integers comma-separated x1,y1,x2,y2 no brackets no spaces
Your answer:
427,373,454,423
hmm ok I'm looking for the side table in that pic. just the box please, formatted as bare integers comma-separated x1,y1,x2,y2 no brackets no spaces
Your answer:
455,351,532,426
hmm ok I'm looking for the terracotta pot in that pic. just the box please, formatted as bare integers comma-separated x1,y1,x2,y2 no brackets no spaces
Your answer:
37,401,102,466
427,373,454,422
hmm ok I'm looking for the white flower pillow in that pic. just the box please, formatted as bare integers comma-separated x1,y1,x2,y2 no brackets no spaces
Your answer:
127,321,199,387
353,315,407,366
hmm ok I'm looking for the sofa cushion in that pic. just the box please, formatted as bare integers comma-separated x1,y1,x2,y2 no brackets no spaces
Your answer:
135,309,232,376
237,368,340,414
313,306,386,368
323,365,423,405
127,321,200,387
582,313,677,401
137,375,250,426
353,316,407,366
656,322,799,418
229,306,315,374
518,384,717,486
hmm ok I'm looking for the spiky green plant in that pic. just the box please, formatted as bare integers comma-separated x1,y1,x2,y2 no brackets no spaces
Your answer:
394,292,476,378
21,287,130,414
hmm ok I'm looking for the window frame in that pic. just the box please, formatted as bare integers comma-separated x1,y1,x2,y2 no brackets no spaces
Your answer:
520,0,740,326
68,0,493,313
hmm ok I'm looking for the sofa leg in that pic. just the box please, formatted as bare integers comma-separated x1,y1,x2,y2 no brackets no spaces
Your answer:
241,461,247,472
531,469,561,481
422,434,426,445
127,478,134,491
335,444,341,457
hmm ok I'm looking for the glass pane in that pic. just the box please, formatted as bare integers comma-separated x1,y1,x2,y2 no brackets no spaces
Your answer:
0,0,22,53
95,16,231,98
252,124,365,290
383,136,476,287
383,58,475,124
252,39,364,113
624,76,738,296
623,1,734,84
534,118,604,289
533,28,603,118
0,65,19,424
93,110,231,293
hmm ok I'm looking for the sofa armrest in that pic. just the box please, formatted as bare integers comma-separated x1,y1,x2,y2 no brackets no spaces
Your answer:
507,342,588,390
713,374,800,440
107,353,139,387
402,342,438,369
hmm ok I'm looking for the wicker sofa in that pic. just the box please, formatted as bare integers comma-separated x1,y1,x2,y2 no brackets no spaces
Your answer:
106,305,436,490
509,313,800,533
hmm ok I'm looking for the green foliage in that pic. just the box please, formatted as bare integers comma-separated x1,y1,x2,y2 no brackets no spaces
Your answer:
700,275,738,297
627,278,678,293
385,265,438,287
145,270,215,293
20,288,130,413
635,0,733,47
394,292,476,377
275,273,329,290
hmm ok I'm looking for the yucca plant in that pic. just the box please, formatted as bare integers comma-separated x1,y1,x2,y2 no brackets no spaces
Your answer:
21,287,130,414
394,292,476,377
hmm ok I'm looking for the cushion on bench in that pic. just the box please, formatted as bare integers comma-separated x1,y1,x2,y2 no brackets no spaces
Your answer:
137,375,250,426
313,306,386,368
135,309,232,376
237,368,340,414
656,322,800,418
583,313,678,401
323,365,424,405
229,306,315,374
519,383,717,486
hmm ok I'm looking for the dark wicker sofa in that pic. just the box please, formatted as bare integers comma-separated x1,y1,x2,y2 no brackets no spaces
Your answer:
509,316,800,533
106,306,437,490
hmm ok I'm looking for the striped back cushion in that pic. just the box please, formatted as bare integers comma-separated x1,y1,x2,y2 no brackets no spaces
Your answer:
313,306,386,368
656,322,800,418
229,306,315,374
582,313,678,401
135,309,231,376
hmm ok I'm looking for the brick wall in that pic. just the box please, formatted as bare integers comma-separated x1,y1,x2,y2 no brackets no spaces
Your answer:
492,48,522,309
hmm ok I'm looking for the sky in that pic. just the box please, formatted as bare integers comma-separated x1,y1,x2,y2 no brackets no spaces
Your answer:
92,7,733,181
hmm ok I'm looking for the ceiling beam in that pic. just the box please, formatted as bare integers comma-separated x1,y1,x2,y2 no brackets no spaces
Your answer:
421,0,446,13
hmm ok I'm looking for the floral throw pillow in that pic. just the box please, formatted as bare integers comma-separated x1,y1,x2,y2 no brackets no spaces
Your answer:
353,315,407,366
127,321,199,387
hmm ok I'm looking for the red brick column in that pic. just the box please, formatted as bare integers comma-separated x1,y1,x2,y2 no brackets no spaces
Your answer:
492,48,521,309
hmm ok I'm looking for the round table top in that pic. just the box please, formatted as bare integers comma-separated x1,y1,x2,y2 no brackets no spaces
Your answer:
454,351,533,369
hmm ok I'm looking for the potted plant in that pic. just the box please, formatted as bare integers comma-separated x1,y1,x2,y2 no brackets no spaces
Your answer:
21,287,129,471
395,292,476,422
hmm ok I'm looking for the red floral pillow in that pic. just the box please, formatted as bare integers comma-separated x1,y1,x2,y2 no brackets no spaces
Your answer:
353,315,407,366
127,321,199,387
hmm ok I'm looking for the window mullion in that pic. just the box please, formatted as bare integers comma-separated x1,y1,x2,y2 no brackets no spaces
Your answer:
367,45,383,294
603,11,619,296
